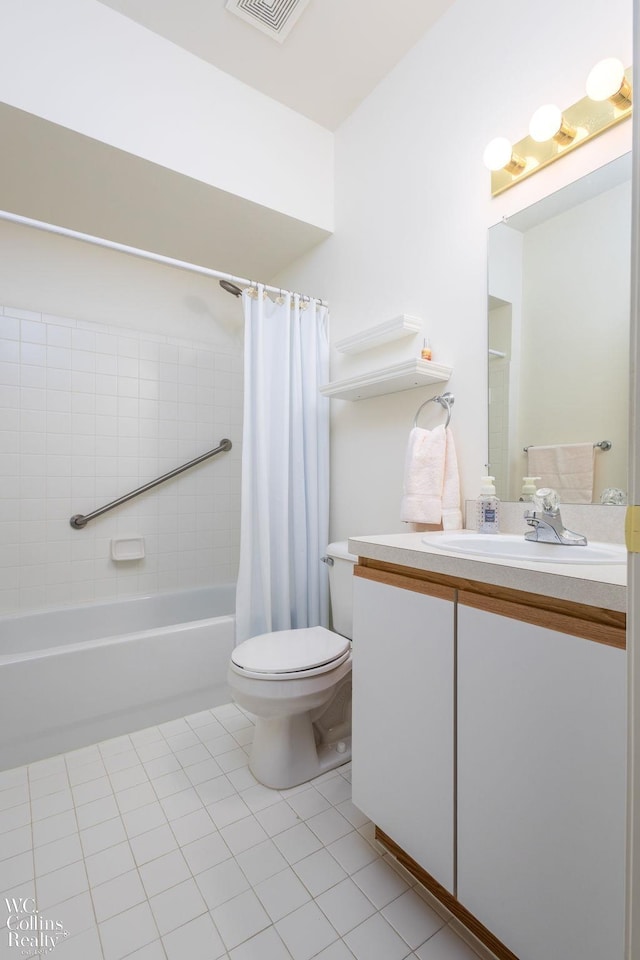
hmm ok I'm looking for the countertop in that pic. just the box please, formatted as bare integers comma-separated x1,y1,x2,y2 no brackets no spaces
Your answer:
348,531,626,613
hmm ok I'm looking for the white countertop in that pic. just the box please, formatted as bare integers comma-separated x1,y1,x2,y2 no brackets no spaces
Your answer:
348,531,626,613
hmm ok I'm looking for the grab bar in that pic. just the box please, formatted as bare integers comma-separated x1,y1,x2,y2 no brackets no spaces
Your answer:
413,392,455,429
523,440,611,452
70,438,232,529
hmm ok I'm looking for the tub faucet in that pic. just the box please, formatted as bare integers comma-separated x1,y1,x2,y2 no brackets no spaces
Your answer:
524,488,587,546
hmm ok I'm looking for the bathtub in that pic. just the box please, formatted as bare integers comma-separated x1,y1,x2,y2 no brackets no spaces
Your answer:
0,586,236,770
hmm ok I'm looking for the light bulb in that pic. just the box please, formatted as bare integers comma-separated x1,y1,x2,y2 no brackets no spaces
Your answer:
528,104,576,145
483,137,512,171
483,137,525,175
586,58,631,107
529,104,561,141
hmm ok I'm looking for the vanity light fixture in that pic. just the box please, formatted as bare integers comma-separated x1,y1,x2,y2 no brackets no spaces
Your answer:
485,59,632,196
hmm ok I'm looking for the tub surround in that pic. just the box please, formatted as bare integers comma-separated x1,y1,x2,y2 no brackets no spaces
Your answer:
0,305,242,617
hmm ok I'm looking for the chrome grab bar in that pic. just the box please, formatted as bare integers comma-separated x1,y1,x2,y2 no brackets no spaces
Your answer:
70,438,232,529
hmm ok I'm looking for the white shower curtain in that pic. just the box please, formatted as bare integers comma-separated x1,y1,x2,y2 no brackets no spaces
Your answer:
235,287,330,643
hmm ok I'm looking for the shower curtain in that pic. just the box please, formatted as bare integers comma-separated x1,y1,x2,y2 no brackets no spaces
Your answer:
235,286,330,643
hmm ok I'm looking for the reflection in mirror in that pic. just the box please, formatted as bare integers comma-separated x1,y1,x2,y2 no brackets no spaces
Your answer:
488,153,631,503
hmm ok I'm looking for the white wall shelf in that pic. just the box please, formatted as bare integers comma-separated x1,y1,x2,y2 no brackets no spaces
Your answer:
334,314,422,355
320,359,452,401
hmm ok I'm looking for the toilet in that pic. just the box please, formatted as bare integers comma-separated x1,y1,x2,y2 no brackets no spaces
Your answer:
228,541,356,789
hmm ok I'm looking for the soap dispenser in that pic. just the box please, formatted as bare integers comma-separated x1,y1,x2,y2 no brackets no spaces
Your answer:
519,476,541,502
476,476,500,534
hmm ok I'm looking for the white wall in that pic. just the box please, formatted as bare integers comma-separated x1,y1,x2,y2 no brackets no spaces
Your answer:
276,0,632,541
0,229,243,615
0,220,243,344
0,0,334,231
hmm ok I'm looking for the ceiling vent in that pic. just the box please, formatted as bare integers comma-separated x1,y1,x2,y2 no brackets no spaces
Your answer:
225,0,311,43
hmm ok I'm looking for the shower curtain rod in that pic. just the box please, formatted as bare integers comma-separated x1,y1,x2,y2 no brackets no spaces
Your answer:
0,210,328,306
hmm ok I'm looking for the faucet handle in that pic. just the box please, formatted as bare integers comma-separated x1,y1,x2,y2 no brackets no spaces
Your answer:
532,487,560,515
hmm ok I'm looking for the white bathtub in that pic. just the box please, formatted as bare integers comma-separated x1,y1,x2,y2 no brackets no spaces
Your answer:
0,586,236,770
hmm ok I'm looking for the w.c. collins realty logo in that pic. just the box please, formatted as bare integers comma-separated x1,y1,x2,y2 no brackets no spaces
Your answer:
4,896,69,956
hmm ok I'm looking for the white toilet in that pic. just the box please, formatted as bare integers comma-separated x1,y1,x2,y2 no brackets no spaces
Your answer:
228,541,356,789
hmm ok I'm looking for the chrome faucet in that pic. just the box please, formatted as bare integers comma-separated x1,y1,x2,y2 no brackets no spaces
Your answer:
524,488,587,546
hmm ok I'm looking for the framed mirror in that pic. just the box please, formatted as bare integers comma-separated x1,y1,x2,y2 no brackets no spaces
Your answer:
487,153,631,503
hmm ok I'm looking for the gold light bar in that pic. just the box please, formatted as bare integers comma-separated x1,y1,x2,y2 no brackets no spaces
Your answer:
489,65,632,197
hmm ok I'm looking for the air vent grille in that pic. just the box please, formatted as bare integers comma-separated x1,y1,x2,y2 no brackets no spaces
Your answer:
225,0,311,43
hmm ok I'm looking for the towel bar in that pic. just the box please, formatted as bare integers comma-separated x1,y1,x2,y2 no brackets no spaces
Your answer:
413,392,455,429
523,440,611,452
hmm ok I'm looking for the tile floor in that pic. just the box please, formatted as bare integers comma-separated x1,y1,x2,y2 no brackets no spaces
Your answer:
0,703,487,960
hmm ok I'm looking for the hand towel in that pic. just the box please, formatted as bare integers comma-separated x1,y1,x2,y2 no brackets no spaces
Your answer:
441,427,463,530
527,443,595,503
400,424,447,524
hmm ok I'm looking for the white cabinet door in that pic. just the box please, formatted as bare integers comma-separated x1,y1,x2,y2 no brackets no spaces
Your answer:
458,598,626,960
351,571,455,892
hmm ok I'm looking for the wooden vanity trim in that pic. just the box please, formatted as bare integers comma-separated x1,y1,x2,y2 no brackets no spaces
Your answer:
357,557,626,649
458,590,625,649
376,827,520,960
354,564,456,603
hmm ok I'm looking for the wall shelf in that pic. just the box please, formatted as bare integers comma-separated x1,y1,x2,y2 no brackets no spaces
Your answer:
334,315,422,355
320,359,452,401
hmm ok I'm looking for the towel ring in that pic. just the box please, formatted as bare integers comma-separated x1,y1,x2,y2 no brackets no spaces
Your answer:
413,392,455,429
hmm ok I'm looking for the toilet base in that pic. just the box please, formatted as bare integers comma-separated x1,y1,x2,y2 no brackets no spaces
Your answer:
248,711,351,790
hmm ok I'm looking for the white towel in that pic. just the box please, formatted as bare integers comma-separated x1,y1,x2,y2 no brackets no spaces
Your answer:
400,425,446,524
527,443,595,504
441,427,463,530
400,425,462,528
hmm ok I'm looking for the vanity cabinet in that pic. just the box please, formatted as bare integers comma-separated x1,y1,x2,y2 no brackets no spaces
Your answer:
351,569,455,892
351,558,627,960
457,593,626,960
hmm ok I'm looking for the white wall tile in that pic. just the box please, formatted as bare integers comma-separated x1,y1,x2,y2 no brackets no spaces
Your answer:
0,310,242,614
1,317,21,339
0,339,20,362
0,361,19,384
47,325,73,347
22,366,47,389
46,346,71,369
21,319,47,344
48,369,73,391
0,385,20,407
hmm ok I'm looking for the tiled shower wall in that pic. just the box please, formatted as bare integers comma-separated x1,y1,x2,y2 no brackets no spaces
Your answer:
0,305,243,616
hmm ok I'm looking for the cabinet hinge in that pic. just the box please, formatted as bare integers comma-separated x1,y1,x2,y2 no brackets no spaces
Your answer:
625,506,640,553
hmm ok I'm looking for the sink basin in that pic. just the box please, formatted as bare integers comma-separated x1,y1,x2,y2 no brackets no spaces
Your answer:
422,532,626,565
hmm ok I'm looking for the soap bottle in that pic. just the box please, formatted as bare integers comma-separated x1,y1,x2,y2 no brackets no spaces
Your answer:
476,476,500,534
519,476,541,502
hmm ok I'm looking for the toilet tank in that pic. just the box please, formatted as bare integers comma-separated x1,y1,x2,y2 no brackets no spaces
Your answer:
325,541,358,639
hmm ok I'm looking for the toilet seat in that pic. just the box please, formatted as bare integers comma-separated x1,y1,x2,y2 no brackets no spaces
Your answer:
231,626,351,681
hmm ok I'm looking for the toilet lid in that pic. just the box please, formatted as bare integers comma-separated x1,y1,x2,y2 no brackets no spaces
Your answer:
231,626,350,675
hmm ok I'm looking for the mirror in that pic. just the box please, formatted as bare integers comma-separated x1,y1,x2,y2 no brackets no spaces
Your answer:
488,153,631,503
